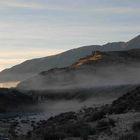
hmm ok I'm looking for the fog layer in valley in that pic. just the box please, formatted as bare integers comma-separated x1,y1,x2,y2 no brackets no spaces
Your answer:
18,63,140,91
0,81,20,88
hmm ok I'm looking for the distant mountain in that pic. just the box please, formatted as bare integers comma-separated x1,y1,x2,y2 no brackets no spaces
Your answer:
17,49,140,90
0,35,140,82
125,34,140,49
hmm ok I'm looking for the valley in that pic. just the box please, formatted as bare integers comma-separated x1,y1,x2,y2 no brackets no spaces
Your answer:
0,35,140,140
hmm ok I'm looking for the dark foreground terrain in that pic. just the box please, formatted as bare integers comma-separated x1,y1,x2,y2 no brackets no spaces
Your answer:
2,86,139,140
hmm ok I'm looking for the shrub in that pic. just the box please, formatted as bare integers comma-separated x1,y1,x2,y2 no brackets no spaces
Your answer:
119,133,139,140
66,122,91,139
88,110,106,122
44,132,66,140
132,121,140,133
96,118,115,132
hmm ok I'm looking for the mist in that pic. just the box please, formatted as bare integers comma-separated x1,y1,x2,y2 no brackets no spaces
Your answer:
18,63,140,91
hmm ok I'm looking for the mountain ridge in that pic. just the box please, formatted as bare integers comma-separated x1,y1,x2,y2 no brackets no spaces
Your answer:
0,35,140,82
17,48,140,90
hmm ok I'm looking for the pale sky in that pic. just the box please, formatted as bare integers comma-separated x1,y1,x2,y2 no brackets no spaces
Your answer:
0,0,140,71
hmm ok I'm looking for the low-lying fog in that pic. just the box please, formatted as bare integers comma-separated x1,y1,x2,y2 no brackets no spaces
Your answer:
18,64,140,91
24,84,135,119
29,98,112,116
1,64,140,128
0,81,20,88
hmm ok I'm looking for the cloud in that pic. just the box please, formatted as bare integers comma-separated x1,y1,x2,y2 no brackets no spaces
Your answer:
0,0,139,14
0,19,139,40
0,0,46,9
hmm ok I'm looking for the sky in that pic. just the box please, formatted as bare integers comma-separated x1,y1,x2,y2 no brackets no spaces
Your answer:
0,0,140,71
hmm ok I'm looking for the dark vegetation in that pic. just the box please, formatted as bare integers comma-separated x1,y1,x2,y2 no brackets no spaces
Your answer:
22,107,116,140
0,88,36,113
0,85,139,139
118,133,140,140
118,121,140,140
16,86,140,140
132,121,140,133
109,86,140,114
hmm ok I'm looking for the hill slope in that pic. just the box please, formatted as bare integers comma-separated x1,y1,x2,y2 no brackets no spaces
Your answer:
0,35,140,82
109,86,140,114
17,49,140,90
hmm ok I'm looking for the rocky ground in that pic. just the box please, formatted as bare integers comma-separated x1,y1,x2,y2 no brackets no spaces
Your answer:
7,86,140,140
